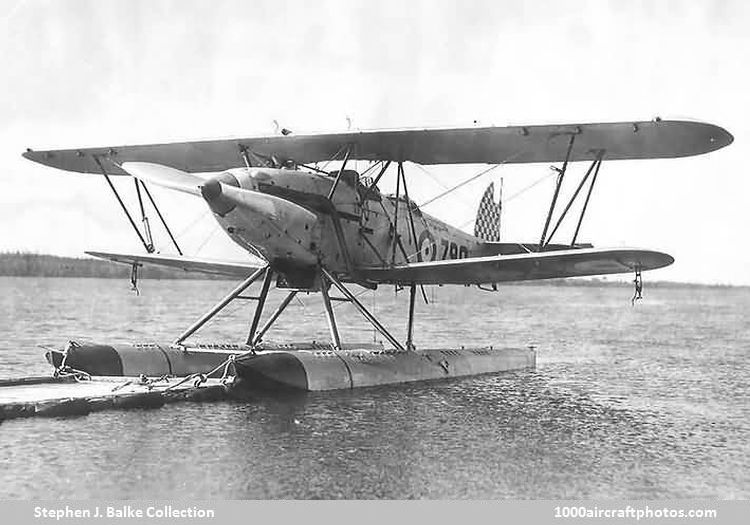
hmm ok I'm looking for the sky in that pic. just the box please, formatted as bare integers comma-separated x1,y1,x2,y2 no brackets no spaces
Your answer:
1,0,748,284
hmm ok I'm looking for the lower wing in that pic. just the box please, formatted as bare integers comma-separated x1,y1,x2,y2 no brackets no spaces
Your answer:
87,247,672,285
358,248,673,285
86,251,266,277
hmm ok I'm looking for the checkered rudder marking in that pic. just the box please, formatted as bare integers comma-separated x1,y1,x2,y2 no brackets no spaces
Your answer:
474,183,501,241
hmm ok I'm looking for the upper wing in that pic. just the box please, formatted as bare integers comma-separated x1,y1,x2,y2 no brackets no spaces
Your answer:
358,248,673,285
23,120,731,174
86,251,266,277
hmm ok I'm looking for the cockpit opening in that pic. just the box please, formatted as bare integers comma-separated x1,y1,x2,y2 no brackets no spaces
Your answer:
385,194,423,216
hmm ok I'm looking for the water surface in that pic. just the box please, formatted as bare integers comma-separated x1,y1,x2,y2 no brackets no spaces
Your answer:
1,277,748,498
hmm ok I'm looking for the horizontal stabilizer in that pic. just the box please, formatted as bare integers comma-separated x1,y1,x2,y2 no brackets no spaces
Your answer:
359,248,673,285
85,251,266,277
23,120,732,174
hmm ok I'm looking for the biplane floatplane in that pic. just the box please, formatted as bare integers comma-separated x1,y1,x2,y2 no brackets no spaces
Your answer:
23,119,732,391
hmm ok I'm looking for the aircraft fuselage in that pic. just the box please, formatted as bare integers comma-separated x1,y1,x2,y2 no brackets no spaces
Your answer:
201,167,484,285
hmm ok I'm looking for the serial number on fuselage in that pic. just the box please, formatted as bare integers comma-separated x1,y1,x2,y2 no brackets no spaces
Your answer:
417,230,469,262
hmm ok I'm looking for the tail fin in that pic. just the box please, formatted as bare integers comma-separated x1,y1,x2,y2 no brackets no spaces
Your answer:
474,182,502,241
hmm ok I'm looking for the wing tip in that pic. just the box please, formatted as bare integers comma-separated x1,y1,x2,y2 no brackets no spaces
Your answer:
632,249,674,271
690,121,734,156
22,149,47,166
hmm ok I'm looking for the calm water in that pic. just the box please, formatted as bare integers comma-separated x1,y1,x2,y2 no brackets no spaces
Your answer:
0,277,748,499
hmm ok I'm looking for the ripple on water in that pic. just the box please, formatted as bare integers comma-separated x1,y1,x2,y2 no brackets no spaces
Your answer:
1,278,748,498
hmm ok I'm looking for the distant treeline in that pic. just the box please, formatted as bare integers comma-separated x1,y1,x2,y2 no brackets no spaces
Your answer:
0,252,229,280
0,252,742,288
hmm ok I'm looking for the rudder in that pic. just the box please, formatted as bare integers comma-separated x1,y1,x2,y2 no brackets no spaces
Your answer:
474,182,502,241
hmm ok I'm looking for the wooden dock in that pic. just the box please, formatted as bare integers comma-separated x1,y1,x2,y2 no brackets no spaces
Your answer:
0,375,233,421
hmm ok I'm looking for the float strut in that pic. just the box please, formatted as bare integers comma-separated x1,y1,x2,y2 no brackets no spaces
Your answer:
251,291,298,346
320,270,342,350
246,269,274,345
321,268,407,352
173,266,268,345
406,283,417,350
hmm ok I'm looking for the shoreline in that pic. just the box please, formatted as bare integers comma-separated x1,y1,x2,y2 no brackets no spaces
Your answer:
0,252,745,289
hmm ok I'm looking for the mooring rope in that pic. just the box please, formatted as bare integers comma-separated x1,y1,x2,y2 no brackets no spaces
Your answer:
111,373,171,392
163,350,249,393
53,366,92,383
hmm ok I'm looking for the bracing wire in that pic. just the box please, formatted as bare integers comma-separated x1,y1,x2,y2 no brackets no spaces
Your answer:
418,148,529,209
175,208,212,239
420,163,504,208
194,224,221,255
411,163,478,210
457,169,557,230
